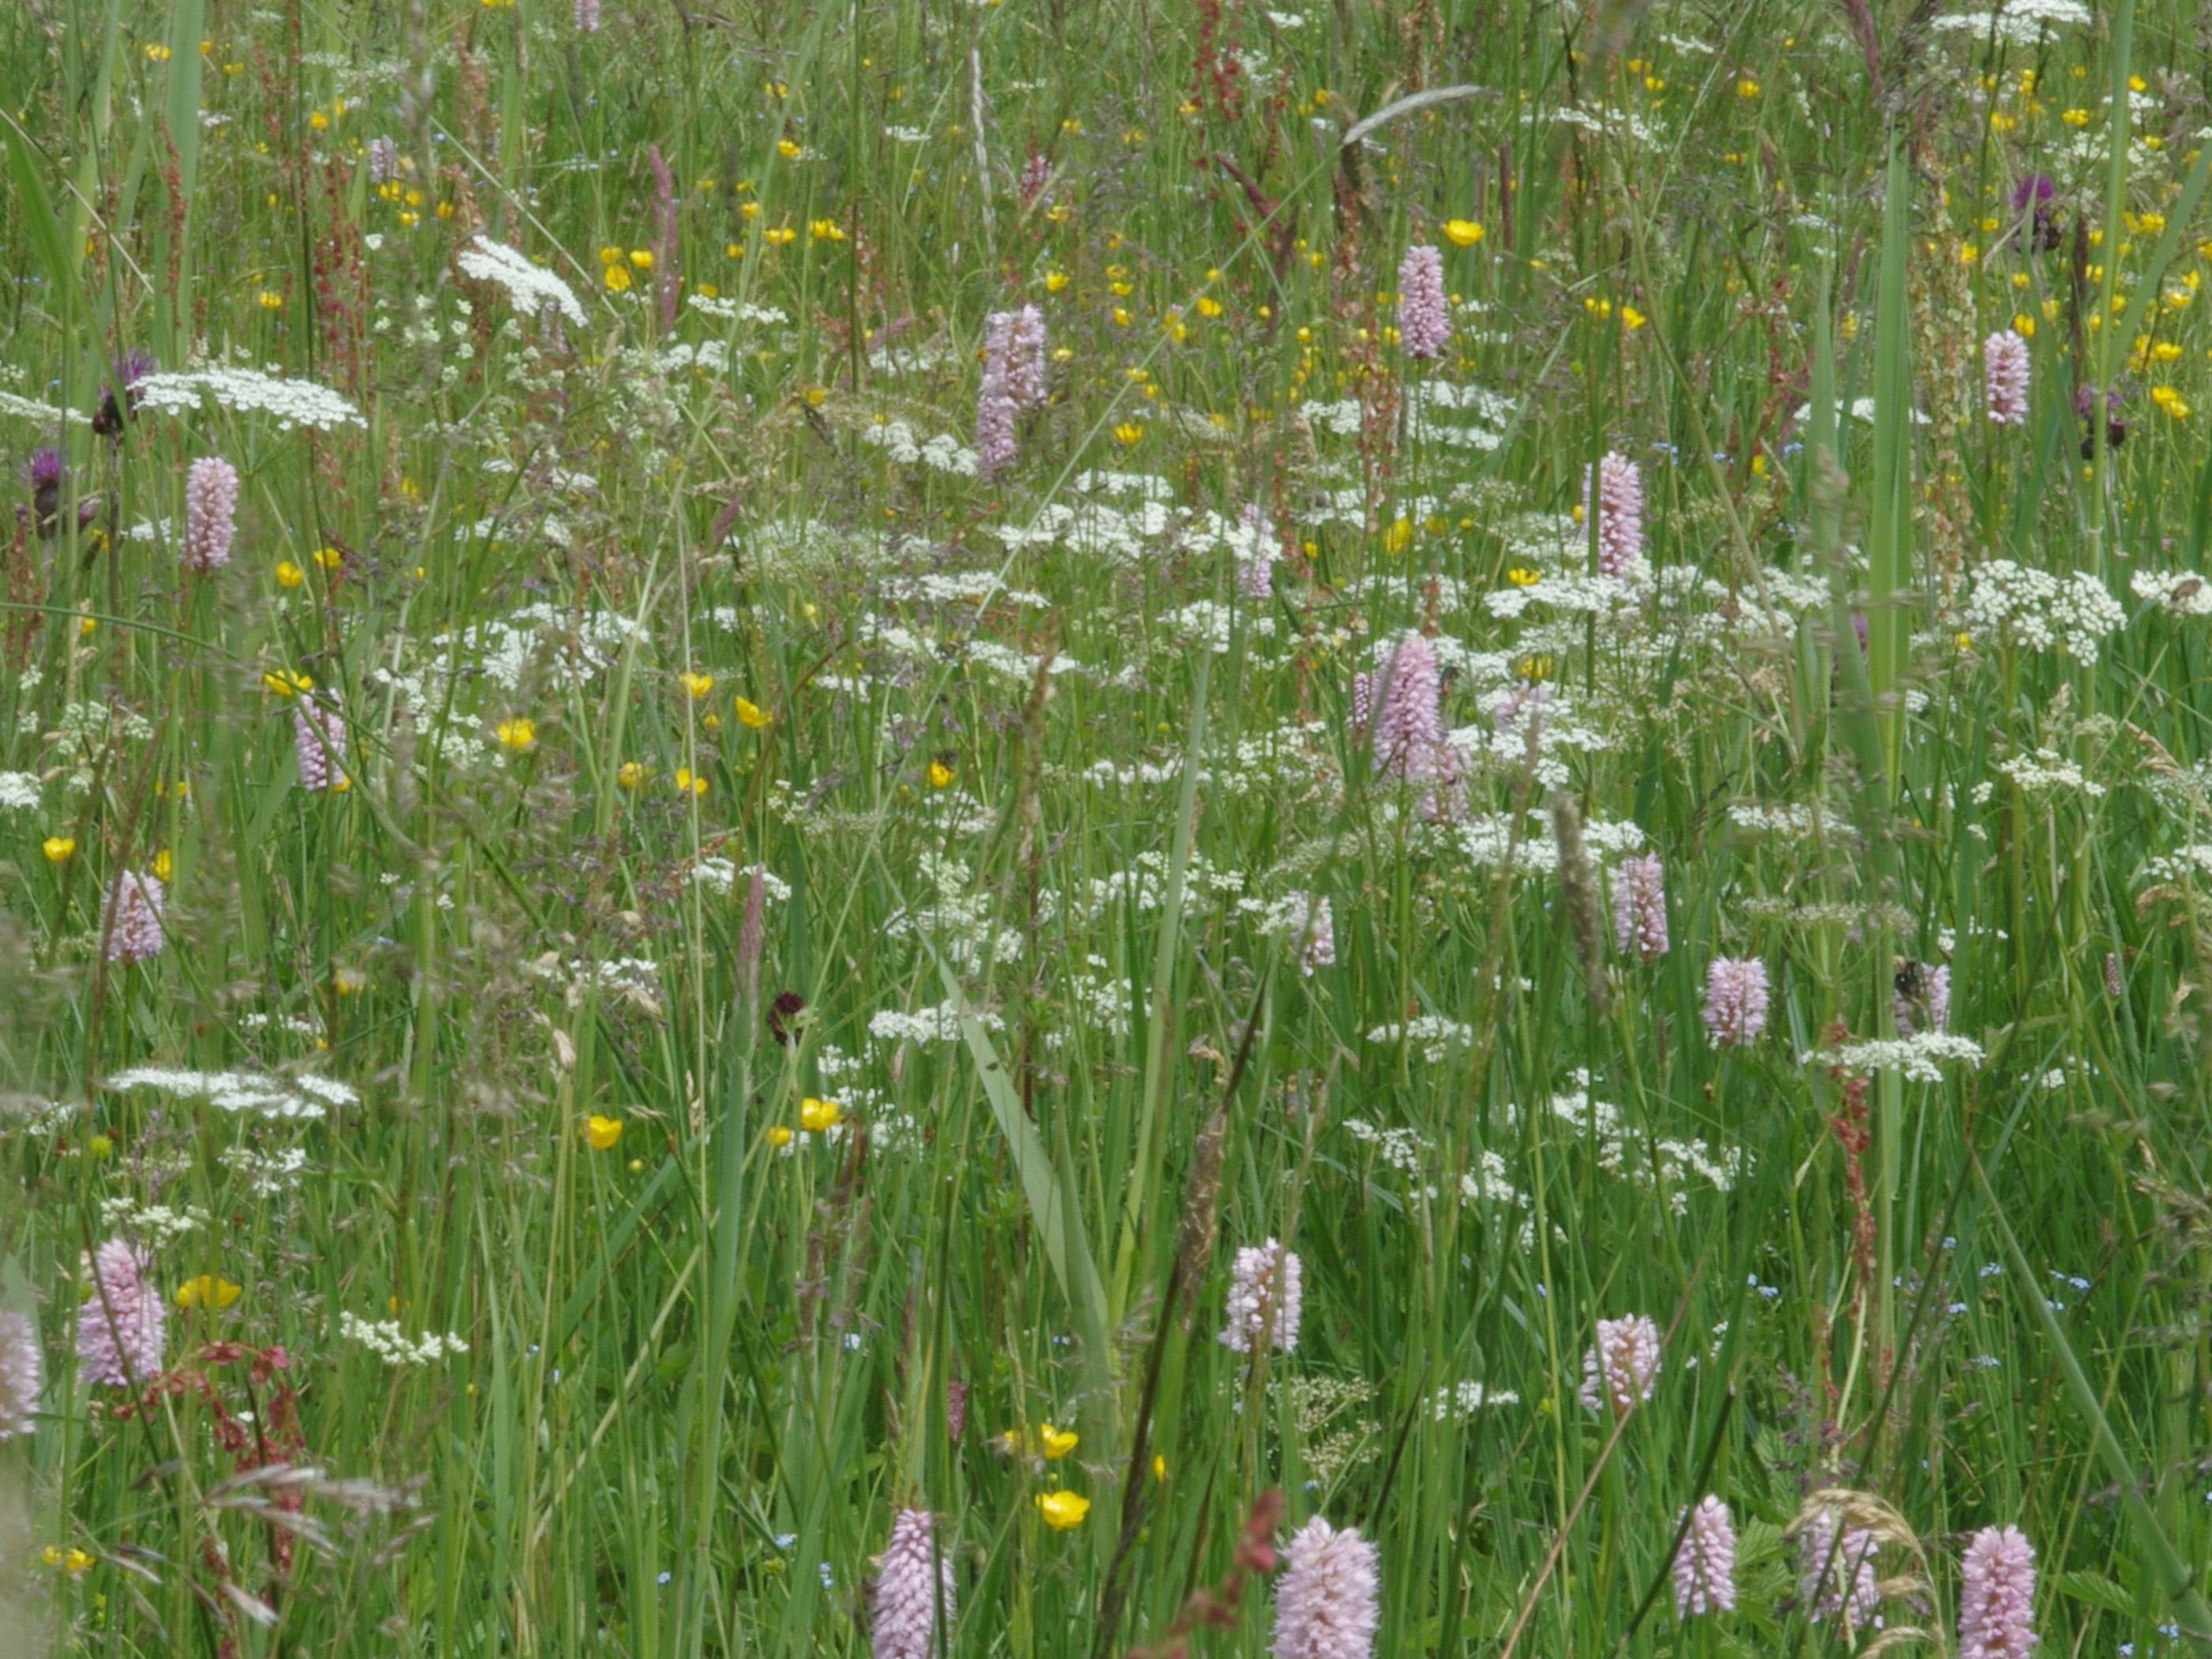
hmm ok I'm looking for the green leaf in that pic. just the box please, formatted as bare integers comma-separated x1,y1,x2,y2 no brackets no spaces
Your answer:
3,118,74,307
2052,1571,2136,1619
164,0,207,202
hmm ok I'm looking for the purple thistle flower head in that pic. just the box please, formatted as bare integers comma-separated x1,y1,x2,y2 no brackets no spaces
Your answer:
24,447,62,488
2011,173,2055,210
93,351,156,437
869,1507,955,1659
76,1238,166,1387
1273,1515,1380,1659
1958,1524,2035,1659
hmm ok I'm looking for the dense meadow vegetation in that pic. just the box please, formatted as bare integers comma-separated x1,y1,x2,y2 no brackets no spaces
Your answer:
5,0,2212,1653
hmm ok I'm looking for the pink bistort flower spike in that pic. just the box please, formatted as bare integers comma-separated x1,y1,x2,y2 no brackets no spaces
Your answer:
77,1239,165,1387
1672,1495,1736,1619
1612,852,1668,963
295,698,347,791
0,1310,41,1440
1984,330,2029,427
1799,1507,1881,1628
1702,956,1769,1047
1396,244,1450,360
105,870,167,965
1958,1525,2036,1659
1364,633,1443,781
870,1507,955,1659
1273,1515,1379,1659
1586,450,1645,577
1578,1313,1661,1417
182,457,239,571
1220,1239,1303,1354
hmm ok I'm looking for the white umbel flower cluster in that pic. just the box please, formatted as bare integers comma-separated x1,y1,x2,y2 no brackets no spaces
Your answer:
457,235,589,329
105,1066,357,1121
1961,560,2124,656
340,1312,468,1367
134,369,366,431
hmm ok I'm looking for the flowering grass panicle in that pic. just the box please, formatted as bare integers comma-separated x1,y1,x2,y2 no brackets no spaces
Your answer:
1220,1239,1303,1353
1797,1509,1880,1627
1984,331,2030,426
1578,1313,1661,1416
1396,244,1450,360
1702,956,1768,1047
182,457,240,570
0,1310,41,1439
1958,1525,2035,1659
1612,852,1668,962
869,1508,955,1659
1587,452,1644,577
1273,1515,1379,1659
1672,1495,1736,1618
105,870,167,965
77,1239,166,1387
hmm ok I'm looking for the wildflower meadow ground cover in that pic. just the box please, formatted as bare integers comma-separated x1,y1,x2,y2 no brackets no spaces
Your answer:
5,0,2212,1653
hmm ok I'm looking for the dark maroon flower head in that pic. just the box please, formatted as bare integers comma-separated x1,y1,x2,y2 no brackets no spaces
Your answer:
92,350,156,438
767,990,807,1046
2075,386,2127,457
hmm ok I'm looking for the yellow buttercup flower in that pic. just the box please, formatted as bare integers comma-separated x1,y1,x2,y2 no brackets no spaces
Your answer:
766,1124,793,1148
605,265,633,293
1382,517,1413,555
42,837,74,863
1113,421,1144,446
680,670,715,699
1442,218,1484,248
799,1097,841,1133
675,767,708,796
1506,566,1540,587
175,1274,242,1310
41,1546,94,1574
735,697,773,728
497,717,536,752
1038,1424,1078,1458
583,1115,623,1149
152,849,173,882
1035,1491,1090,1529
618,761,646,790
275,559,305,588
927,760,954,788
